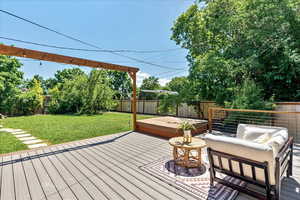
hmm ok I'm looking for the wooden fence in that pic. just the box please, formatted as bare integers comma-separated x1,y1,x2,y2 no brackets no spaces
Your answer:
113,100,217,119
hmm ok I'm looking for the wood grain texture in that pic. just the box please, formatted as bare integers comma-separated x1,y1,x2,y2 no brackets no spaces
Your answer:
0,132,299,200
0,44,138,73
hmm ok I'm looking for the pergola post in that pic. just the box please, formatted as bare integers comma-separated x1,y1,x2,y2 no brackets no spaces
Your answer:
129,72,137,131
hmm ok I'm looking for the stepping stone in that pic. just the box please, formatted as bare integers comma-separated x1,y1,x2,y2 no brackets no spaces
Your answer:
22,139,43,145
15,134,32,138
0,128,16,132
28,143,47,149
11,131,27,135
19,136,36,141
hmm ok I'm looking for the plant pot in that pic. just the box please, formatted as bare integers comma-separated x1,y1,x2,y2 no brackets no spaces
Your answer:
183,130,192,143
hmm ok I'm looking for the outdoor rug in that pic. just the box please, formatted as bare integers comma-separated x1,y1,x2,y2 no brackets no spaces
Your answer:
140,155,246,200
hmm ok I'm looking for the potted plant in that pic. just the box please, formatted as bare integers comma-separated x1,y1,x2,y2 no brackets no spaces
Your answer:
178,121,195,143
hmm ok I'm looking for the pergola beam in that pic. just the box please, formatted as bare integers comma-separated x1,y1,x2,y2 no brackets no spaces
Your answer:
0,44,139,73
0,44,139,130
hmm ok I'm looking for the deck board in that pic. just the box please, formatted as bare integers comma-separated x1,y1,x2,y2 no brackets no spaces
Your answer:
20,152,46,200
0,131,300,200
27,150,62,200
1,155,15,200
12,154,31,200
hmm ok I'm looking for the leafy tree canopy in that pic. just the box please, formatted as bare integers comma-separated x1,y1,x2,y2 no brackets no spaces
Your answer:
107,70,132,99
172,0,300,104
54,68,86,86
16,79,44,115
0,55,23,114
140,76,161,90
165,76,188,94
139,76,161,100
48,70,116,114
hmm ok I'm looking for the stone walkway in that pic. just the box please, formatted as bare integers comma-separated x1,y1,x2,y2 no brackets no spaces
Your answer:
0,127,48,149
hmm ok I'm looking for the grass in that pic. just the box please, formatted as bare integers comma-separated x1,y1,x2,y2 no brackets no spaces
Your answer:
2,112,154,145
0,132,28,154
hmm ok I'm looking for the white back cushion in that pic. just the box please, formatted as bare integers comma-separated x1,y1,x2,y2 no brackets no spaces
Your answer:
237,124,288,141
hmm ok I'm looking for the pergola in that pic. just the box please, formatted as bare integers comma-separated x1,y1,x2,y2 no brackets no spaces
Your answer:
0,44,139,130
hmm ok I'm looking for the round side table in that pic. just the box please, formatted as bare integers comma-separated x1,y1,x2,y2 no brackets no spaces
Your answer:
169,137,206,168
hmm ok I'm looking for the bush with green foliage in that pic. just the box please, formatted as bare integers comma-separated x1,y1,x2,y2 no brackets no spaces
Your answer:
48,75,87,114
224,79,275,127
0,56,23,115
48,70,116,114
226,79,275,110
15,79,44,115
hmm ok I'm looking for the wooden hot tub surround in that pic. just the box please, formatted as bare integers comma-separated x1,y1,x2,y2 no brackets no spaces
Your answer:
136,116,208,138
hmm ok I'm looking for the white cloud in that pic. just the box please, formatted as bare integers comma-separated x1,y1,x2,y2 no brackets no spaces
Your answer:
136,71,170,87
137,71,150,87
159,78,170,86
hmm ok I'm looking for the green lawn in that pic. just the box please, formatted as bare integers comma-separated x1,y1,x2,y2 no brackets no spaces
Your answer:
0,132,28,154
2,112,154,145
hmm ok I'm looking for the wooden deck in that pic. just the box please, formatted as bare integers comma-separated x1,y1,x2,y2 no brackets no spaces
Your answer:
0,132,299,200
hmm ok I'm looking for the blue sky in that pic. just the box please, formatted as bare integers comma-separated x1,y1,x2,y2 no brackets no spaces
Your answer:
0,0,194,86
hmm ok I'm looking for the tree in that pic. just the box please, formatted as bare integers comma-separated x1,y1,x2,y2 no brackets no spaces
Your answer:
23,75,48,94
165,76,188,94
0,55,23,114
171,0,300,104
48,75,87,114
54,68,86,86
139,76,161,100
43,78,57,93
80,70,116,114
16,79,44,115
48,70,116,114
107,70,132,99
140,76,161,90
227,79,274,110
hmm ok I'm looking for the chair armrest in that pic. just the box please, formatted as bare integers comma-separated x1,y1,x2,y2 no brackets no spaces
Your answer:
276,137,293,160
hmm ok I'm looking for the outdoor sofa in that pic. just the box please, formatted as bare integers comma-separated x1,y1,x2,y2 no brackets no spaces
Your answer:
205,124,293,200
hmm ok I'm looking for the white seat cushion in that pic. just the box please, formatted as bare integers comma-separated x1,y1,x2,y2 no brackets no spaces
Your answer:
205,124,289,185
205,134,275,184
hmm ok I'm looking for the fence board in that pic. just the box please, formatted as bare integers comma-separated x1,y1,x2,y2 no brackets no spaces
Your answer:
113,100,215,119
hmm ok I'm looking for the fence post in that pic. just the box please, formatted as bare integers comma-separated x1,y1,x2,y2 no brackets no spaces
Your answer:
198,101,201,119
156,100,160,115
143,100,145,114
176,104,179,117
208,108,213,133
120,100,123,112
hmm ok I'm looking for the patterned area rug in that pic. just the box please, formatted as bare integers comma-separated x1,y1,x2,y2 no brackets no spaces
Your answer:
140,155,246,200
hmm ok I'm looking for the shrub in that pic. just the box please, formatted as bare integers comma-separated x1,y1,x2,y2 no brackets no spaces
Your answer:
224,79,275,131
15,79,44,115
226,79,275,110
48,70,116,114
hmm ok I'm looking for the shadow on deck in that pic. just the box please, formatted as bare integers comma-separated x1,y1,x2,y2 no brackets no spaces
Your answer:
0,132,299,200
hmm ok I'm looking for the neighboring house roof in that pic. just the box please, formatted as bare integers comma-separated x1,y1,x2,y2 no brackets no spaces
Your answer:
140,89,178,95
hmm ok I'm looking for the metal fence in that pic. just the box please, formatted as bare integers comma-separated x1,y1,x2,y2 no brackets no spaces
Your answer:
208,107,300,142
